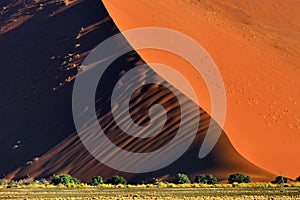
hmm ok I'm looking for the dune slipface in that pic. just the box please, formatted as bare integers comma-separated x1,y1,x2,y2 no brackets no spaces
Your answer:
1,0,273,182
103,0,300,178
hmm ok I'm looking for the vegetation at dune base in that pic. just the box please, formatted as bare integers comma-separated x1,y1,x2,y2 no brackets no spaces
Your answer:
51,174,80,185
0,179,8,185
228,173,251,184
1,173,300,189
174,173,191,184
272,176,288,184
105,176,127,185
1,178,49,187
195,174,218,184
90,176,104,186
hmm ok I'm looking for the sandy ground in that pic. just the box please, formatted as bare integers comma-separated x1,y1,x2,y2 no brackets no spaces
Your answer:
103,0,300,178
0,187,299,200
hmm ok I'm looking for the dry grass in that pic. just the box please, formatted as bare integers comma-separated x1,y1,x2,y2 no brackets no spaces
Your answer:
0,186,299,200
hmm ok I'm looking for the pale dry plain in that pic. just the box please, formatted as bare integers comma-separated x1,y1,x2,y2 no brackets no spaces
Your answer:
0,187,300,200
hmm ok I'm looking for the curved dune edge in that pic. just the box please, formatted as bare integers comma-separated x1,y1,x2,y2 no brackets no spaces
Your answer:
102,0,300,178
1,0,274,182
9,53,275,182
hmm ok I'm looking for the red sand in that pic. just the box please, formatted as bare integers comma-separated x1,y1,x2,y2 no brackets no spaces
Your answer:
103,0,300,178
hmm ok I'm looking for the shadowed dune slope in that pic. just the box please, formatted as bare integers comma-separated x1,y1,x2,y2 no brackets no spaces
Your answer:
1,0,273,182
103,0,300,178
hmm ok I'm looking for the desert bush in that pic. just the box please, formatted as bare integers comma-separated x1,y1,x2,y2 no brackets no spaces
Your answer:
8,179,33,186
296,176,300,182
34,178,49,185
51,174,80,185
228,173,251,184
0,179,8,185
9,180,18,185
5,178,49,186
18,178,35,185
105,176,127,185
90,176,104,186
174,173,191,184
195,174,218,184
272,176,288,184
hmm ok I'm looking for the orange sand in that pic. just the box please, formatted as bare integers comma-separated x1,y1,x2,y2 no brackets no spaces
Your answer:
103,0,300,178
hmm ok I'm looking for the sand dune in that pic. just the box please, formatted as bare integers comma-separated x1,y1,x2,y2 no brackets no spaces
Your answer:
9,49,273,182
103,0,300,178
1,0,275,182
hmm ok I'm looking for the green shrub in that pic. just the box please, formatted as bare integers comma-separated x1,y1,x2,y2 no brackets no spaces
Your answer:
90,176,104,186
296,176,300,182
195,174,218,184
272,176,288,184
243,175,251,183
174,173,191,184
228,173,251,184
105,176,127,185
51,174,80,185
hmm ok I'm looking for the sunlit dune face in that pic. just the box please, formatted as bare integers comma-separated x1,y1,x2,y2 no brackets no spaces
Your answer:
103,0,300,177
137,49,212,113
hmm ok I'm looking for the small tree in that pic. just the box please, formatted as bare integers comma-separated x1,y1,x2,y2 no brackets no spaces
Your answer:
51,174,80,185
174,173,191,184
195,174,207,183
243,175,251,183
106,176,127,185
90,176,104,186
296,176,300,182
228,173,251,184
272,176,288,184
195,174,218,184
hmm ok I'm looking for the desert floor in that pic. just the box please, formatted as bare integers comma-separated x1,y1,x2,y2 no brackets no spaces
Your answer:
0,187,299,200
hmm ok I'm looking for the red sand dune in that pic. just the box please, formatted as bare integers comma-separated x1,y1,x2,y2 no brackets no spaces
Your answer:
0,0,293,183
103,0,300,178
